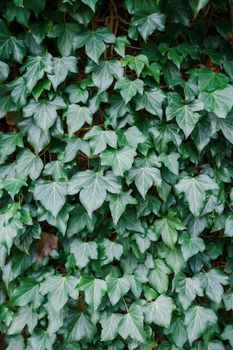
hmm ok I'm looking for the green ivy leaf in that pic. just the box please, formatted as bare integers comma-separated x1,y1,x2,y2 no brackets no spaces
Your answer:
166,93,203,138
132,12,166,40
136,88,165,117
198,269,228,303
40,275,78,311
73,28,115,63
27,329,55,350
175,175,218,216
108,191,137,225
16,149,43,180
101,238,123,265
118,304,146,343
127,166,162,198
198,68,228,92
144,295,175,327
173,273,203,309
121,54,149,76
48,56,78,90
22,53,53,91
67,104,93,136
34,180,67,217
153,214,185,248
23,97,65,132
0,20,26,62
70,239,98,268
81,0,98,11
106,273,131,305
100,313,122,341
2,177,27,198
10,277,43,309
69,313,96,341
148,259,170,294
185,305,217,344
0,60,9,81
8,306,38,335
115,77,144,104
101,147,136,177
222,325,233,347
199,85,233,118
48,23,80,56
78,276,107,310
189,0,209,16
179,232,205,260
92,60,123,91
84,126,117,155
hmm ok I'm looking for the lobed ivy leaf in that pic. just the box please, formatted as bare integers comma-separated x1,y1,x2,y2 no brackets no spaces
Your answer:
185,305,217,344
144,295,175,327
175,175,218,216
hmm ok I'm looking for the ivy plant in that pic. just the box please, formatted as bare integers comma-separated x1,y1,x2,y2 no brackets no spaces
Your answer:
0,0,233,349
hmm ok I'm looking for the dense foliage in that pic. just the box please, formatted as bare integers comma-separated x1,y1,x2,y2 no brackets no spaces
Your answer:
1,0,233,349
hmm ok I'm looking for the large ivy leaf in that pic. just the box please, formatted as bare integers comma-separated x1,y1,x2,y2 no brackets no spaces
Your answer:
108,190,137,225
185,305,217,344
10,277,43,309
198,269,228,303
27,329,55,350
189,0,209,16
118,304,146,343
164,318,187,348
81,0,98,11
127,166,162,198
40,275,78,311
0,20,26,62
92,60,123,91
63,137,90,162
166,93,203,138
0,60,9,81
8,306,38,335
198,68,228,92
124,126,147,149
175,175,218,216
148,259,170,294
48,56,78,90
222,325,233,347
34,180,67,217
70,239,98,268
67,104,93,136
179,232,205,260
153,214,185,248
23,97,65,132
101,238,123,264
48,23,80,56
144,295,174,327
136,88,165,117
173,273,203,309
100,313,122,341
115,77,144,104
22,53,53,91
78,276,107,310
16,149,43,180
73,28,115,63
69,313,96,341
199,85,233,118
78,173,108,216
132,12,166,40
101,147,136,176
121,54,149,76
106,273,131,305
84,126,117,155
